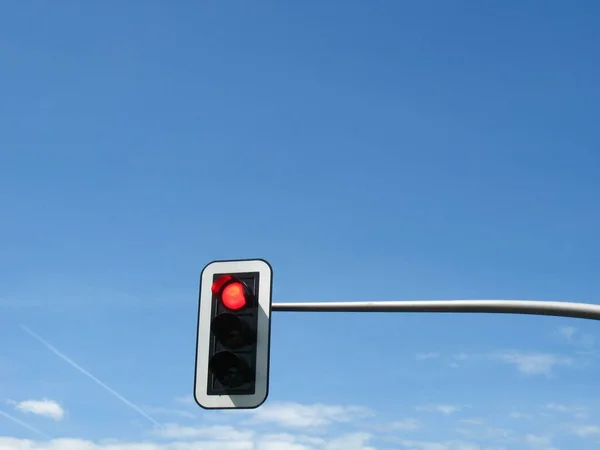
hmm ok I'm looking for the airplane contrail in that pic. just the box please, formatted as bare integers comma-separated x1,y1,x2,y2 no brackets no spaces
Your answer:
0,409,52,439
20,325,162,428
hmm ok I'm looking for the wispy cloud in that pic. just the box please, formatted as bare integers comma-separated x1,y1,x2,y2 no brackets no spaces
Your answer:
1,398,599,449
21,325,162,428
7,398,64,421
322,432,374,450
455,423,512,440
143,405,196,419
559,326,577,341
509,411,534,420
151,420,375,448
388,418,421,431
491,351,572,376
570,424,600,438
524,433,556,449
416,404,463,415
459,418,485,425
398,439,479,450
543,403,587,419
0,428,375,449
418,344,587,375
558,326,596,356
174,395,194,405
155,424,253,440
448,352,471,369
246,402,372,428
0,409,51,439
416,352,440,360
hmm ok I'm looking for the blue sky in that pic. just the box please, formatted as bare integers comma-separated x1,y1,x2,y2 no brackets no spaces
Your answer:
1,1,599,449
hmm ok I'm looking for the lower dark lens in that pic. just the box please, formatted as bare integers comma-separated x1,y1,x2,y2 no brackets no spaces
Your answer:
208,351,253,388
211,313,252,349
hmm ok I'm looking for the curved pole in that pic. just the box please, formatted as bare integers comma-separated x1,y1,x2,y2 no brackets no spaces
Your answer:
272,300,600,322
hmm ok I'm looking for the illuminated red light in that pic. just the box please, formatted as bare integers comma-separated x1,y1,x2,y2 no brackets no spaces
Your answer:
221,282,247,310
212,275,233,294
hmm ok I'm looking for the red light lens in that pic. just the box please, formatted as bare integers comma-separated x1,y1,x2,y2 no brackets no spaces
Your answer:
221,282,247,310
212,275,233,294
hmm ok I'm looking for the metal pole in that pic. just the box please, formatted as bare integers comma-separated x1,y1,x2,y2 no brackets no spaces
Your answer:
272,300,600,322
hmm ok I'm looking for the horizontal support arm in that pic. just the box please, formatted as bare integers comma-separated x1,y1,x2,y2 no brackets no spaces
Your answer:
271,300,600,322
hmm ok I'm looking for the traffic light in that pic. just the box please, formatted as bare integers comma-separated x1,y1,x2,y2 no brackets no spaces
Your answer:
194,259,273,409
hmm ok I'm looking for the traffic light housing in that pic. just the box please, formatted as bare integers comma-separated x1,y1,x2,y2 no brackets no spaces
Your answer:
194,259,273,409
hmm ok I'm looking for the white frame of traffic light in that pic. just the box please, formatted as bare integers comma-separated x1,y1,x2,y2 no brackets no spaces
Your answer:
194,258,273,410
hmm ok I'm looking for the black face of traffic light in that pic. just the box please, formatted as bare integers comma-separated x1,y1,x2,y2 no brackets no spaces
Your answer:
207,273,260,394
211,313,253,349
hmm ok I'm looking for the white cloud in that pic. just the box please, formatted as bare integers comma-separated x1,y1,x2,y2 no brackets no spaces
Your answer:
8,399,65,421
156,424,254,441
570,424,600,438
397,439,449,450
143,406,196,419
398,439,482,450
509,412,533,420
256,433,324,450
388,418,421,431
247,402,372,428
453,353,469,361
0,437,253,450
491,351,572,376
455,424,512,440
459,418,484,425
423,348,584,375
0,399,378,449
559,326,577,341
0,431,376,450
3,397,600,450
523,434,556,450
174,395,194,405
557,327,596,357
323,432,375,450
543,403,587,418
447,353,470,369
416,404,463,415
416,353,440,360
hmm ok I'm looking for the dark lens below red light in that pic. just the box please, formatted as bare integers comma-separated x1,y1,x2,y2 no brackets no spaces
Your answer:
221,282,247,310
